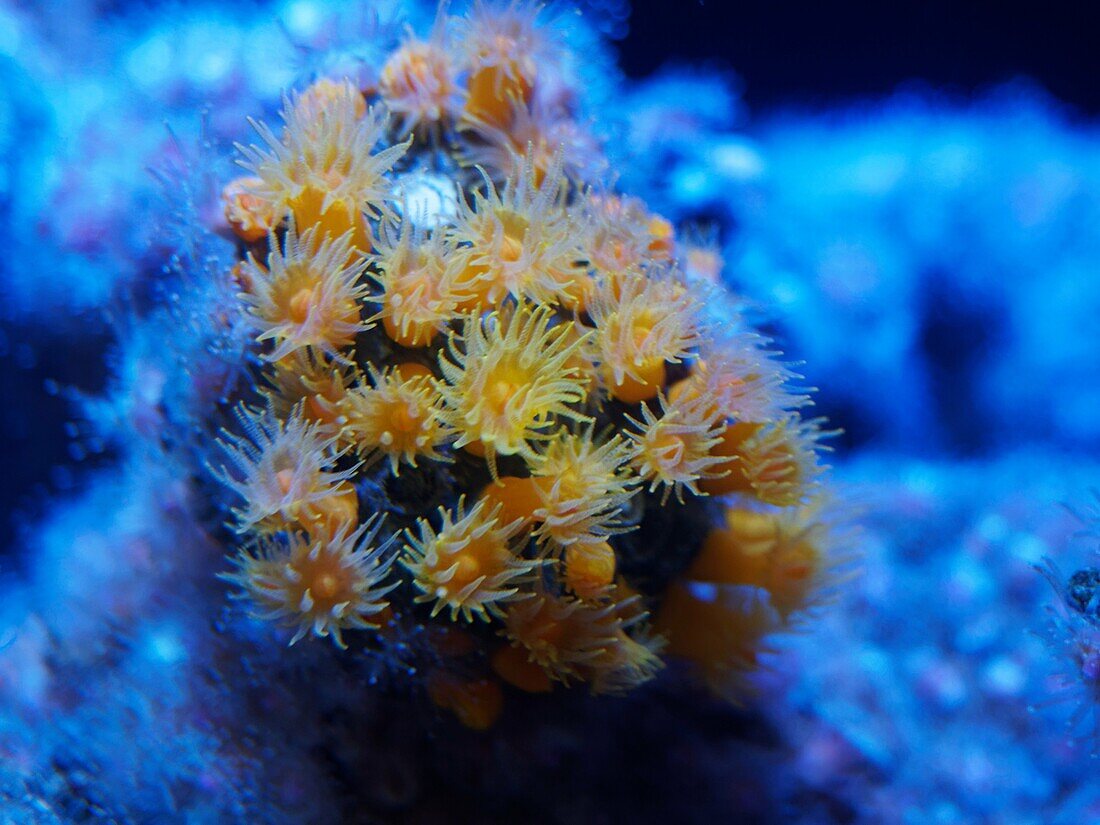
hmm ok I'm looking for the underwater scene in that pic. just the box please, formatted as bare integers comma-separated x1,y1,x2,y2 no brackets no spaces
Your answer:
0,1,1097,822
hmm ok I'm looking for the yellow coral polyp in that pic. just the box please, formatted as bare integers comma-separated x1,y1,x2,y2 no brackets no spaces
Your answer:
380,31,457,135
223,516,398,648
371,220,459,348
437,304,593,476
691,507,826,618
427,672,504,730
460,1,543,127
503,591,627,688
626,394,729,504
242,222,371,363
402,498,540,622
447,153,585,309
655,580,781,698
527,430,637,547
261,351,358,435
238,80,409,253
339,364,451,474
589,271,701,402
214,403,358,535
222,176,278,243
564,541,617,599
706,416,823,505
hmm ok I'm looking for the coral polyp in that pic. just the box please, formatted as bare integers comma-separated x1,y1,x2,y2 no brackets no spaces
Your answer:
339,364,452,474
370,219,461,348
459,0,545,127
448,152,585,309
223,516,398,648
588,270,702,402
379,21,459,136
701,416,825,505
526,429,637,547
501,590,622,686
214,403,358,536
564,540,618,599
626,392,729,503
241,221,372,362
437,303,593,474
237,80,408,250
194,3,847,731
402,498,540,622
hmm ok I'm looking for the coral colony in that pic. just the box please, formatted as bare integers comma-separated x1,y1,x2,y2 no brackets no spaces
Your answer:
208,2,844,728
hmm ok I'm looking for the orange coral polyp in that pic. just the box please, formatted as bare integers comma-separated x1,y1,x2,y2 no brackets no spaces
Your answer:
242,222,371,363
402,498,540,622
461,0,545,126
627,394,729,503
465,62,534,127
305,480,360,537
585,627,666,694
607,358,667,403
708,417,822,506
580,194,660,278
646,215,675,260
697,421,764,496
372,222,459,348
447,152,582,308
676,338,803,424
427,672,504,730
503,592,622,686
527,430,637,547
339,365,451,474
238,80,408,251
223,176,278,243
261,352,358,435
437,304,593,476
492,644,554,693
479,475,543,529
564,541,617,600
460,98,609,190
447,257,495,312
223,516,398,648
655,580,780,697
691,507,824,618
380,37,457,134
288,187,373,257
292,77,368,122
215,404,359,535
590,272,701,401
